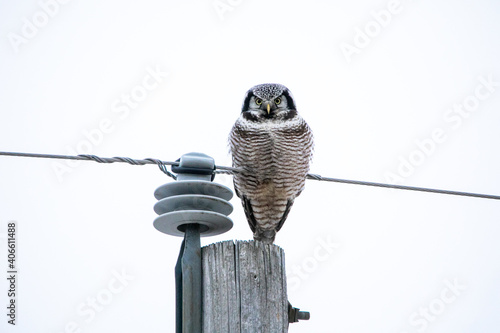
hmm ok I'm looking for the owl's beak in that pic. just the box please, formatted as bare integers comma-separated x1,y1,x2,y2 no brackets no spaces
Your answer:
266,103,271,114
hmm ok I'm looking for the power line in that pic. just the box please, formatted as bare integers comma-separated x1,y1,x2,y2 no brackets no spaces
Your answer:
0,151,180,179
306,174,500,200
1,150,499,201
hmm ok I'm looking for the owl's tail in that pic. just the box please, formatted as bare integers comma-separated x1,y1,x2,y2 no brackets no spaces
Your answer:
253,229,276,244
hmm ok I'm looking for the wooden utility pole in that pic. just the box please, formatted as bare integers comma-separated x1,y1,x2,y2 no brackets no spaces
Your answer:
202,240,289,333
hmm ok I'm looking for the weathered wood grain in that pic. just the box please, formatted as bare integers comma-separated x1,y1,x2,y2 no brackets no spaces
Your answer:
202,241,288,333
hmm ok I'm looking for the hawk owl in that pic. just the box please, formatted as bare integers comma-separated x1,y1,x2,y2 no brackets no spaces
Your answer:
229,83,314,244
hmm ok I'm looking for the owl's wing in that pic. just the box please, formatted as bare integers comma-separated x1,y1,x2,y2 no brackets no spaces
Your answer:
276,199,294,232
241,196,257,233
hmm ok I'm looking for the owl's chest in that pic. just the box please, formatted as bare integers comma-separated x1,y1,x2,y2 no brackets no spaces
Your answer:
244,127,287,153
233,118,305,161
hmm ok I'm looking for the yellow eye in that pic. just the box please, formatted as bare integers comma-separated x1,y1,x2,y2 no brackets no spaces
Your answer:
274,98,281,105
255,98,263,105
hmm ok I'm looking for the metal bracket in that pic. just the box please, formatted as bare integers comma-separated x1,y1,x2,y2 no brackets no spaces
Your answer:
175,224,202,333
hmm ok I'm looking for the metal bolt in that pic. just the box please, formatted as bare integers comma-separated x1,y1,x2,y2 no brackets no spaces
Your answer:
288,302,311,323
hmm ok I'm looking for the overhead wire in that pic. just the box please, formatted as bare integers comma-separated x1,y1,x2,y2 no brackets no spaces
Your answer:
1,150,499,201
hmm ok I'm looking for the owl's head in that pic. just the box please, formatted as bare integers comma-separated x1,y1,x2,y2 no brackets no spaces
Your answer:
241,83,297,121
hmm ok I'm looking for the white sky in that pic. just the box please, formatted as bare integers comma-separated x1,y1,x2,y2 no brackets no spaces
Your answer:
1,0,500,332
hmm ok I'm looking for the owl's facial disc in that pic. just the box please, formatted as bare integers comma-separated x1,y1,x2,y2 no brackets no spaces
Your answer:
241,85,296,122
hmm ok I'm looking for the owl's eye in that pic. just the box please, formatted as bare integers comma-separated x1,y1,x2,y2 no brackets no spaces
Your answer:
274,98,281,105
255,98,263,105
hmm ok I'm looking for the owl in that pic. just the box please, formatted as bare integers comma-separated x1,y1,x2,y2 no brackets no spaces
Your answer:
229,83,314,244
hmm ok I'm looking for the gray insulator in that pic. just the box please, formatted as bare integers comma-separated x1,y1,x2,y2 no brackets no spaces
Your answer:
154,181,233,201
154,195,233,216
153,152,234,237
154,210,233,237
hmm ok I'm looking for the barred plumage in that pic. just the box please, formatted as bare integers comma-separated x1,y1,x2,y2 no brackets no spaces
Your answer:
229,83,314,243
